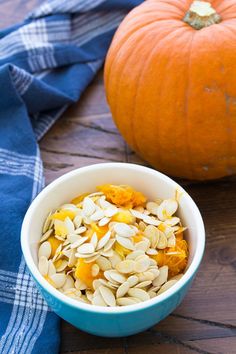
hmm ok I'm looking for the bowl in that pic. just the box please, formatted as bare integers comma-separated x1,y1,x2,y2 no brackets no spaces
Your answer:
21,163,205,337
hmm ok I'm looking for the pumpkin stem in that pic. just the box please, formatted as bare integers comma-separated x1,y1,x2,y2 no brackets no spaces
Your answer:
183,1,221,30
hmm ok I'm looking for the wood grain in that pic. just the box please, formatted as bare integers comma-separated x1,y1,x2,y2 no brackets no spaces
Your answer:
3,2,236,353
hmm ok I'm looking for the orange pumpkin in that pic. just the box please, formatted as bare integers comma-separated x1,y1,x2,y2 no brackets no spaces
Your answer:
104,0,236,180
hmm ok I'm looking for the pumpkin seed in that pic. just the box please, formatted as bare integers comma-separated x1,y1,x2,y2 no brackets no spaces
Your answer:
146,202,159,215
157,232,168,249
91,264,100,277
38,241,51,259
96,256,112,271
40,229,53,243
83,197,96,216
128,288,150,302
51,273,66,288
157,199,178,221
157,279,178,295
152,266,168,287
116,260,135,274
98,217,111,226
104,270,126,284
116,281,130,298
135,280,152,288
127,275,139,287
92,293,107,306
116,235,134,250
38,256,48,276
134,255,150,273
99,286,116,307
70,236,88,249
96,231,111,250
90,209,104,221
114,223,135,238
126,250,145,260
116,297,137,306
77,243,95,254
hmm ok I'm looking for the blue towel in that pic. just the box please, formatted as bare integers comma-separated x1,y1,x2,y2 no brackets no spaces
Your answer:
0,1,143,353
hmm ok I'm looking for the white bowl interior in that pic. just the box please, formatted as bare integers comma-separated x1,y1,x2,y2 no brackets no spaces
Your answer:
22,163,205,312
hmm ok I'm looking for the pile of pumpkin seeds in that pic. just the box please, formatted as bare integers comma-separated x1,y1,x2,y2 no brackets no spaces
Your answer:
38,189,186,307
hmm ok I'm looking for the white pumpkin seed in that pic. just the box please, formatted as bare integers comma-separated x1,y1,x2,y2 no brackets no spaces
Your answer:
167,234,176,247
103,239,115,252
38,241,51,259
51,273,66,288
135,280,152,288
83,197,96,216
116,281,130,298
43,212,52,233
135,239,150,252
134,255,150,273
116,260,135,274
84,253,100,263
157,199,178,221
38,256,48,276
64,217,75,234
40,229,53,243
91,264,100,277
148,291,156,298
152,266,168,287
98,217,111,226
62,275,74,291
75,251,99,259
127,275,139,287
109,252,122,268
75,278,87,290
92,293,107,306
70,236,88,249
157,279,178,295
55,259,68,272
48,260,56,276
96,256,112,271
114,223,135,238
157,232,168,249
128,288,150,301
74,226,87,235
104,208,118,217
77,243,95,254
146,202,159,215
68,249,77,267
104,270,126,284
90,232,98,248
146,248,158,256
126,250,145,260
96,231,111,250
99,286,116,307
142,215,160,226
116,236,134,250
116,297,137,306
90,209,104,221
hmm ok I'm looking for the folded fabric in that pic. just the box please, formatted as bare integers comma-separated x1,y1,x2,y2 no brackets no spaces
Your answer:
0,1,143,353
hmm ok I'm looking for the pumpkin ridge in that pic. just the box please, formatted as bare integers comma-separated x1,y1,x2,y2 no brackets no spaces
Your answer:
213,0,236,17
184,30,196,179
111,23,184,150
131,26,188,160
105,19,168,95
105,18,180,106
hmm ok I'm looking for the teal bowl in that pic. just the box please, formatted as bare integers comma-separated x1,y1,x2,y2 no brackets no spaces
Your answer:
21,163,205,337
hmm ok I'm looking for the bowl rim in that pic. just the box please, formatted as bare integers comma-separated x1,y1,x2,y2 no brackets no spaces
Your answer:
21,162,205,314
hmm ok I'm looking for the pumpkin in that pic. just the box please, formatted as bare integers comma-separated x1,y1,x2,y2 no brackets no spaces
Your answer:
104,0,236,180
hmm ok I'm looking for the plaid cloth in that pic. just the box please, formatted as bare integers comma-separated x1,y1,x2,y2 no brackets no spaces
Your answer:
0,1,143,353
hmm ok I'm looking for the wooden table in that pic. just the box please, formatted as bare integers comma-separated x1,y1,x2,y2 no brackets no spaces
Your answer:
2,2,236,353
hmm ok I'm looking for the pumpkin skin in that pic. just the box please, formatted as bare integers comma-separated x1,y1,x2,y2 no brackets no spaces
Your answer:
104,0,236,180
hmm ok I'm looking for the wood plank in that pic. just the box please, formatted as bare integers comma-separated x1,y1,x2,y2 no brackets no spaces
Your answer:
185,337,236,354
0,0,41,29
